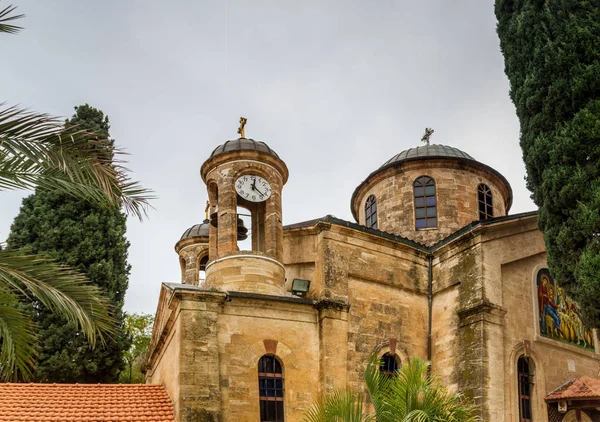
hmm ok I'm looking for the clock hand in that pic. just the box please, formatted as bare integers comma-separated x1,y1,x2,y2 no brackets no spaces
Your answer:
250,180,265,198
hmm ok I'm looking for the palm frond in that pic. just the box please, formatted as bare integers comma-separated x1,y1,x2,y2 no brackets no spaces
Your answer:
304,389,374,422
0,249,116,348
0,105,155,220
0,4,23,35
0,289,35,381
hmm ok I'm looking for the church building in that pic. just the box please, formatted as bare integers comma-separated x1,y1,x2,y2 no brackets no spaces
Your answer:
146,125,600,422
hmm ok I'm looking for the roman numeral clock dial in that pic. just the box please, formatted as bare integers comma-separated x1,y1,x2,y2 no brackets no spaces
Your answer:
235,175,272,202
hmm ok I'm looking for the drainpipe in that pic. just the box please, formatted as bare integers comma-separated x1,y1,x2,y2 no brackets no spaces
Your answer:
427,253,433,377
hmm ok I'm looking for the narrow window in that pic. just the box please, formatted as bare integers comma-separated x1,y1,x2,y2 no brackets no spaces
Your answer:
365,195,378,229
199,255,208,285
517,356,532,422
478,184,493,220
380,353,399,376
258,355,284,422
414,176,437,229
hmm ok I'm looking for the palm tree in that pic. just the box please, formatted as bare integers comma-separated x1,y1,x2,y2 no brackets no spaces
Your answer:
0,4,153,380
304,355,480,422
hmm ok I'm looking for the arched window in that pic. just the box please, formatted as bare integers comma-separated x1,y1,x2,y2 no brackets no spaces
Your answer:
414,176,437,229
179,256,186,284
517,356,532,422
258,355,284,422
199,255,208,285
380,353,399,376
365,195,377,229
477,184,493,220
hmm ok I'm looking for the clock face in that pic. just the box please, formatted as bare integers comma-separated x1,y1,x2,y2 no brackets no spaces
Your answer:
235,175,271,202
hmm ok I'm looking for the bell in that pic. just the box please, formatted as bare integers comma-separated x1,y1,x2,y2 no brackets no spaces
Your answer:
237,217,248,241
210,212,218,227
209,212,248,241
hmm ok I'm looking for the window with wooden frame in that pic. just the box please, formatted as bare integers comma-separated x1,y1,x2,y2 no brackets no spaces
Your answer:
365,195,378,229
478,184,493,220
380,353,399,376
258,355,284,422
414,176,437,229
518,356,532,422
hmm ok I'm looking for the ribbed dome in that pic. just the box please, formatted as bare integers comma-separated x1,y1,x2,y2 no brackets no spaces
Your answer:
380,144,475,168
180,220,210,240
208,138,280,160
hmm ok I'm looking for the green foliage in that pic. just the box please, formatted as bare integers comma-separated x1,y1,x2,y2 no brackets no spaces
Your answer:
119,313,153,384
495,0,600,326
7,105,132,382
0,6,152,381
0,249,115,381
304,355,479,422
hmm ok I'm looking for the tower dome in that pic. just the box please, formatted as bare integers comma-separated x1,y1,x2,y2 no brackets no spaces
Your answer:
379,144,476,168
207,138,281,160
175,221,210,286
351,143,513,245
179,220,210,241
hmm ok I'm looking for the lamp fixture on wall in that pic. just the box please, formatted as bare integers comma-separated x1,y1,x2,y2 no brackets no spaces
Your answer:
291,279,311,297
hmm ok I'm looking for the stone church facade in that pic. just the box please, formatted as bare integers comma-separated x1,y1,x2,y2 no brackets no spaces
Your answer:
146,136,600,422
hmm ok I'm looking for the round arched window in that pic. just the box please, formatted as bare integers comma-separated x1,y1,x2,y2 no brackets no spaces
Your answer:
477,184,493,220
258,355,284,421
365,195,377,229
414,176,437,229
380,352,400,376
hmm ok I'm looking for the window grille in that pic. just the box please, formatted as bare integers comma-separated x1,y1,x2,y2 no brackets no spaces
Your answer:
365,195,378,229
259,355,284,422
518,356,532,422
477,184,493,220
414,176,437,229
380,353,399,376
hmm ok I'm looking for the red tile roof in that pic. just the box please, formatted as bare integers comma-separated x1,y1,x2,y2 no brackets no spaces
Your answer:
545,376,600,402
0,383,174,421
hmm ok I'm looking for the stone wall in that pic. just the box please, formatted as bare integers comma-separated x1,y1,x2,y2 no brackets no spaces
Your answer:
217,296,319,421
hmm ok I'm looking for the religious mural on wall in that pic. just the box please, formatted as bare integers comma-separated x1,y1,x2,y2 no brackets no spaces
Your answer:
537,269,595,351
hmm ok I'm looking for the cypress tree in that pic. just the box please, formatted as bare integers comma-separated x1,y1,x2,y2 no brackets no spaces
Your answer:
7,104,131,382
495,0,600,326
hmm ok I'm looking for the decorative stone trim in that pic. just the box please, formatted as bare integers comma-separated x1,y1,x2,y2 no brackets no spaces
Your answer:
456,299,506,327
263,339,278,355
314,299,350,312
205,253,285,271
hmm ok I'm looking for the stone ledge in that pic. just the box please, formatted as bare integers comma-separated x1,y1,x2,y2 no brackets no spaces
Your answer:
457,299,506,327
315,299,351,312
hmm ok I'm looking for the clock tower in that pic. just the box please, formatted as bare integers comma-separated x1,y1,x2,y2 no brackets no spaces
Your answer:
200,123,288,296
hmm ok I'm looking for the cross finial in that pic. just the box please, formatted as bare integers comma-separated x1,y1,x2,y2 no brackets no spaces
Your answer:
237,117,248,138
205,200,210,220
421,127,434,145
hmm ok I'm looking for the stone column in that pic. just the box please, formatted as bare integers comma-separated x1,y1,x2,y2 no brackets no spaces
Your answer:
178,292,226,422
457,300,506,421
317,300,350,393
217,182,237,257
265,175,283,262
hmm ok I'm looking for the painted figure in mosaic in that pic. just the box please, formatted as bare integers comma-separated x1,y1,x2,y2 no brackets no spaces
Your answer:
537,269,594,350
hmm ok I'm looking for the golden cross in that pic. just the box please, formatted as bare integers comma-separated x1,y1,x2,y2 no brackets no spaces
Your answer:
205,200,210,220
421,127,434,145
237,117,248,138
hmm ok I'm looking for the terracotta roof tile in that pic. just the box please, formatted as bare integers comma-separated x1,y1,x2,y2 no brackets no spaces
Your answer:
545,376,600,402
0,383,174,421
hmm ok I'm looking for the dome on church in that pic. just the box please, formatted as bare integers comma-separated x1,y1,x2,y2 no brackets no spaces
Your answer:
351,142,513,245
380,144,475,169
208,138,280,160
180,220,210,240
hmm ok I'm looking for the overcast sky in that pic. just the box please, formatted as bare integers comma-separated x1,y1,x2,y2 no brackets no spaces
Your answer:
1,0,535,315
